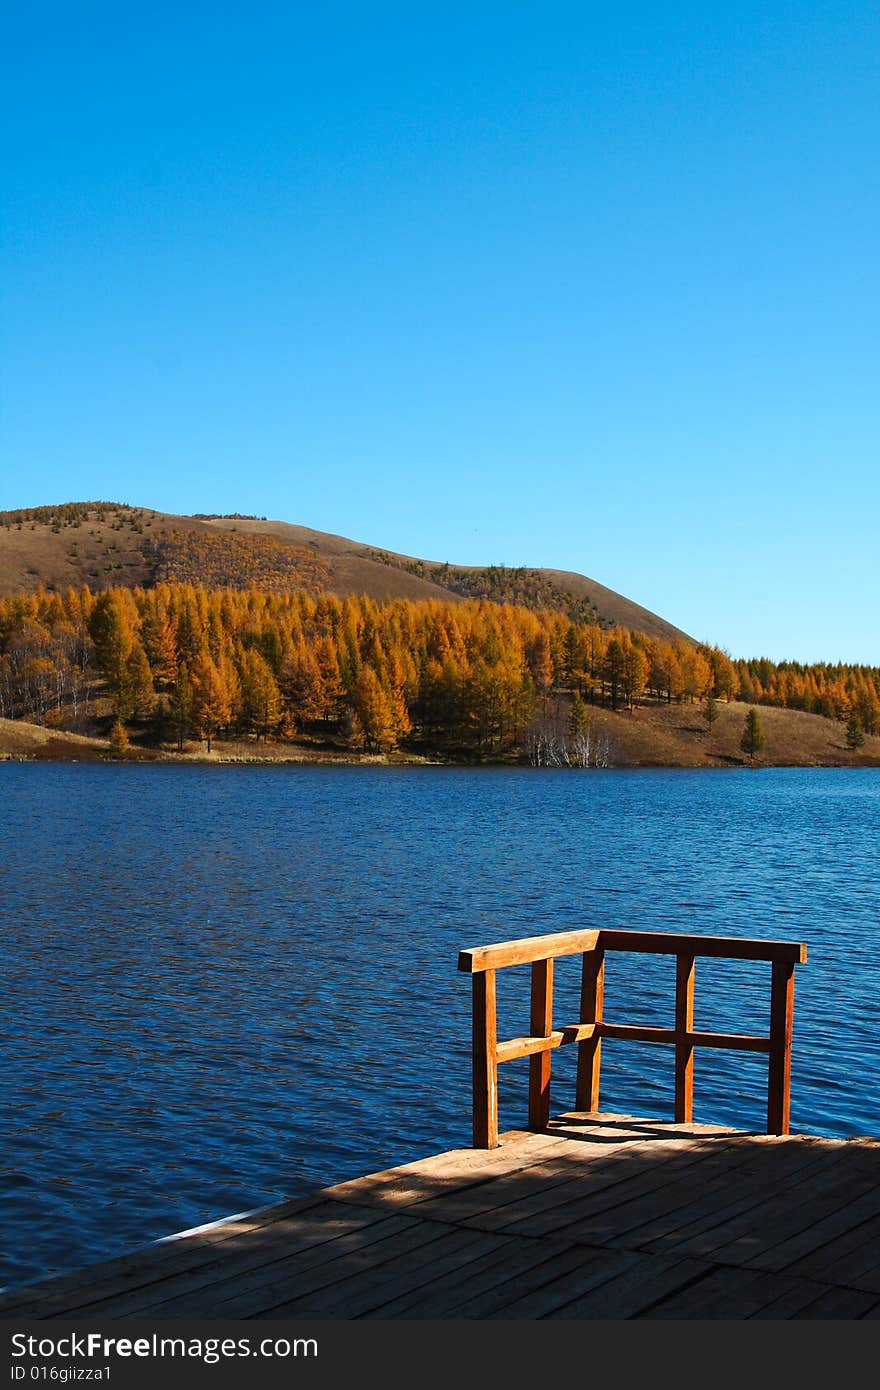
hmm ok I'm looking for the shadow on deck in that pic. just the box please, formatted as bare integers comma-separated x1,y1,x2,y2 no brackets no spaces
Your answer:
3,1112,880,1320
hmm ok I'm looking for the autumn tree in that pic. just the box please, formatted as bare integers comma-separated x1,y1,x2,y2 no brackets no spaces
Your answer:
239,647,284,740
351,666,398,751
140,601,178,685
190,649,232,752
125,640,156,719
108,719,130,756
621,643,648,711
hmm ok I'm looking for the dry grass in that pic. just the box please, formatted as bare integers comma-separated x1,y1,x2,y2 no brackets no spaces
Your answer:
3,703,878,768
584,700,880,768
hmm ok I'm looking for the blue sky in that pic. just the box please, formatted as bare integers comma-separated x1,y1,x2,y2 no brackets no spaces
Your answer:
3,3,878,663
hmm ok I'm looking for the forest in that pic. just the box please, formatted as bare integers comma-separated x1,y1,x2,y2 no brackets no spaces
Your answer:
1,583,878,760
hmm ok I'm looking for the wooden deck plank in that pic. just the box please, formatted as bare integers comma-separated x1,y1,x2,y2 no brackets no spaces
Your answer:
248,1227,510,1319
783,1212,880,1282
792,1285,880,1318
703,1169,880,1270
484,1248,645,1319
633,1139,841,1254
637,1265,795,1319
647,1143,873,1261
68,1210,424,1319
424,1244,615,1320
360,1236,570,1318
316,1128,583,1209
409,1134,662,1228
491,1135,755,1240
749,1278,866,1319
151,1219,463,1320
535,1254,711,1320
4,1112,877,1321
740,1184,880,1275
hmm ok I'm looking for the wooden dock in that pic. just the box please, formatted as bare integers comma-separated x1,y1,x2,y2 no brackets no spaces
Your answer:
7,926,874,1320
4,1111,880,1320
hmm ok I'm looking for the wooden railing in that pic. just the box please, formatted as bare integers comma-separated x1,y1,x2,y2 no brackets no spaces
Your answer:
457,928,808,1148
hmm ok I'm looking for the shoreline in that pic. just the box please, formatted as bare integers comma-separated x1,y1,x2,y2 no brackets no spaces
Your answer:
2,748,879,770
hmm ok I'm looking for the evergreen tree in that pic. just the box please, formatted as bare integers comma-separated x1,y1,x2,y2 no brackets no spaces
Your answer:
567,692,590,739
703,692,719,735
846,713,866,751
169,662,194,752
740,708,765,761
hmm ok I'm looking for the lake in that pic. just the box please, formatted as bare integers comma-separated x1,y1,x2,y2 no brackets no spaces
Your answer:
2,763,878,1291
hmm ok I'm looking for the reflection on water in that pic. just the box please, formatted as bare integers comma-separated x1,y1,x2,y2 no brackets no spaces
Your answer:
2,764,878,1288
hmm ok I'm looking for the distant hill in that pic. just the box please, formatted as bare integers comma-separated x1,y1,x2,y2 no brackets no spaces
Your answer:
0,501,693,644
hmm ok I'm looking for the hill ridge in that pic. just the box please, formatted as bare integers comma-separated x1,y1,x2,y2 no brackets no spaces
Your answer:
0,500,692,644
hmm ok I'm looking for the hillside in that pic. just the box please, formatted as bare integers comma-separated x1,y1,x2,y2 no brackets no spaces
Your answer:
0,502,692,643
3,704,878,769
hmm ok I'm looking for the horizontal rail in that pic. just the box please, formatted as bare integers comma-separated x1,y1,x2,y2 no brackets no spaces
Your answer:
598,930,807,964
596,1022,771,1052
458,928,807,974
458,929,600,973
494,1021,771,1062
496,1022,597,1062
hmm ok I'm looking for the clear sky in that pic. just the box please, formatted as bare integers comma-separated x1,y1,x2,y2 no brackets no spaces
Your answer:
3,3,878,663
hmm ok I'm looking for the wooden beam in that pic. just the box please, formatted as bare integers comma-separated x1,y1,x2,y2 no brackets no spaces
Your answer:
767,960,795,1135
596,1022,771,1052
472,970,498,1149
576,948,605,1112
675,955,695,1123
597,930,807,964
496,1023,597,1063
528,959,553,1132
458,929,600,974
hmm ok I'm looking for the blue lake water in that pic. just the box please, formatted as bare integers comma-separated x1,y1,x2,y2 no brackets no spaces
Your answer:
2,763,878,1290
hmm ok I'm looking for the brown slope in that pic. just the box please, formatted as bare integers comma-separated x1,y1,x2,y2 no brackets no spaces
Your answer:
0,505,201,594
536,569,694,643
0,502,691,642
206,516,694,641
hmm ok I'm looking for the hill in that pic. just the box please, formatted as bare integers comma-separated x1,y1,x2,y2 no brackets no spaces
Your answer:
0,501,692,643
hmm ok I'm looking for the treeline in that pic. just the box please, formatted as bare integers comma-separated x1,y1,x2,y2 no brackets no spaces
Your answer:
0,584,878,755
0,502,146,530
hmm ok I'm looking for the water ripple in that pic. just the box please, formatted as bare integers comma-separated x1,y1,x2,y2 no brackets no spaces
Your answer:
1,763,878,1289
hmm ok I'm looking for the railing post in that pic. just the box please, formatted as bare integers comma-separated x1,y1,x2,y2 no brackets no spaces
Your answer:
768,960,795,1135
472,969,498,1148
528,959,554,1131
576,948,605,1112
674,954,695,1123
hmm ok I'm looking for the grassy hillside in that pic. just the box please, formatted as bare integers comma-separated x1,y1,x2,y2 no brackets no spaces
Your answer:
3,703,877,769
0,501,692,643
